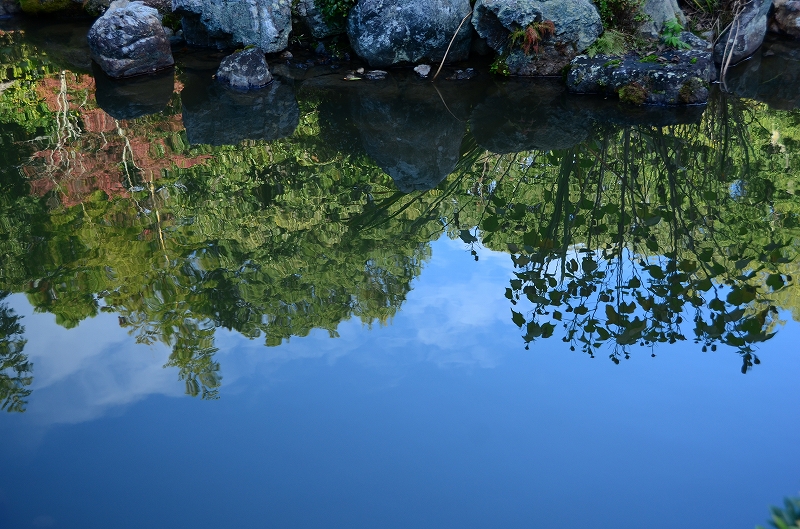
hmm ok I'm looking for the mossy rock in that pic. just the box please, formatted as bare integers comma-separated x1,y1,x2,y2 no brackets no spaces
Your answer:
618,82,648,105
19,0,81,15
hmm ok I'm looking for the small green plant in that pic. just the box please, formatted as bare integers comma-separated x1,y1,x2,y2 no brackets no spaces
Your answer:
318,0,357,24
639,54,659,63
586,29,628,57
490,56,510,76
508,20,556,55
662,18,692,49
603,58,622,67
593,0,647,35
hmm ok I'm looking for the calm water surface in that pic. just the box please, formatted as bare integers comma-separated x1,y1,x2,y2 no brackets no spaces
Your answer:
2,20,800,528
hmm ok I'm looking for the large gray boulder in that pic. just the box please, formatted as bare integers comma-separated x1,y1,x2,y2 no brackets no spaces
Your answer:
713,0,771,65
347,0,473,68
567,49,713,105
293,0,345,38
638,0,686,38
769,0,800,38
473,0,601,76
87,1,174,79
216,48,273,89
173,0,291,53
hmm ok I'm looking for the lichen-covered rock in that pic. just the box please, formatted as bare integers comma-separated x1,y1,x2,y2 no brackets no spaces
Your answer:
293,0,345,38
216,48,273,89
87,1,174,79
567,50,712,105
347,0,472,67
713,0,770,65
182,73,299,145
638,0,686,38
473,0,602,76
769,0,800,38
93,62,174,119
173,0,291,53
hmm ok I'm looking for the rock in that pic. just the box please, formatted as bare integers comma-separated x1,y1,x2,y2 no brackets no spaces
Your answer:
638,0,686,38
1,0,22,16
83,0,170,15
87,1,174,79
446,67,476,80
173,0,291,53
713,0,770,65
414,64,431,77
679,30,712,51
364,69,387,80
293,0,345,39
92,62,174,119
216,48,273,89
347,0,473,67
471,79,589,153
567,49,713,105
473,0,603,76
181,74,299,145
769,0,800,38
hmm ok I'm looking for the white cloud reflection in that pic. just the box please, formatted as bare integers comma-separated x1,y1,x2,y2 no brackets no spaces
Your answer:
8,237,519,427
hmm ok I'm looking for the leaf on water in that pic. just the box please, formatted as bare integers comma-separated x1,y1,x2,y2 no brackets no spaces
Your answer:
511,309,526,327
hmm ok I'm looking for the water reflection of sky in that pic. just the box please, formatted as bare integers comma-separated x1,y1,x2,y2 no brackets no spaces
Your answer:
1,237,799,528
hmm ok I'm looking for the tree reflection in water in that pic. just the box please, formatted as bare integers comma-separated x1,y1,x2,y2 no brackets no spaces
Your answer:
3,24,800,408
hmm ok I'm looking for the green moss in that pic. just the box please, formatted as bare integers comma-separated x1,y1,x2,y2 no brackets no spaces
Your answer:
603,59,622,67
618,82,648,105
640,54,659,63
19,0,74,15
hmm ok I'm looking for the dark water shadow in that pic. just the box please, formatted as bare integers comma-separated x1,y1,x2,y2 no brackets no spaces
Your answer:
303,72,487,192
724,37,800,110
93,64,175,120
180,71,300,146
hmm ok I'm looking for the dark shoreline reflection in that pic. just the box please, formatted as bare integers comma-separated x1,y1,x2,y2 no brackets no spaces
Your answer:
180,71,300,146
306,74,483,192
724,36,800,110
93,64,175,120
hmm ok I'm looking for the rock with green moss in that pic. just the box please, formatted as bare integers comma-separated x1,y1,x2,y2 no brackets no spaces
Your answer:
19,0,81,15
567,49,711,105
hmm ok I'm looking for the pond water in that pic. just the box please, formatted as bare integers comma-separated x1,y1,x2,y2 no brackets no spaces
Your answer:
2,19,800,529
